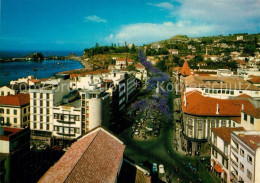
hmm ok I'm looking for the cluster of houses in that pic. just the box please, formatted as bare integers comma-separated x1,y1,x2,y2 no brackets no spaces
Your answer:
173,60,260,183
0,59,150,182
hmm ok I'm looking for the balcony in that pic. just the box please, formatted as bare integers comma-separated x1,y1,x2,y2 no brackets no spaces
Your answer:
231,158,238,167
57,132,76,137
57,120,75,124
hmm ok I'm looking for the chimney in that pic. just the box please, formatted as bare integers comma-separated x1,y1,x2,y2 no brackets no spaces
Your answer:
216,103,219,114
242,104,244,111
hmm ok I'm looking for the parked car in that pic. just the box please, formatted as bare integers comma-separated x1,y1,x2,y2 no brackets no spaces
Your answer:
152,163,158,173
159,164,165,174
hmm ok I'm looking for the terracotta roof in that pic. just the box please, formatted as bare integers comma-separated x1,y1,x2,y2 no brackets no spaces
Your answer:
235,60,247,65
237,94,252,98
249,76,260,84
180,60,192,76
0,94,30,106
70,69,111,78
182,90,255,116
242,107,260,118
185,75,260,90
29,79,40,83
39,127,125,183
134,63,145,69
236,132,260,151
230,117,241,124
211,127,245,144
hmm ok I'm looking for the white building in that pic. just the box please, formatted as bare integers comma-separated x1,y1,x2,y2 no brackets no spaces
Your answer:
230,131,260,183
210,127,245,183
29,74,70,143
0,94,30,128
241,105,260,131
184,75,260,99
217,69,234,77
0,83,28,96
237,68,260,80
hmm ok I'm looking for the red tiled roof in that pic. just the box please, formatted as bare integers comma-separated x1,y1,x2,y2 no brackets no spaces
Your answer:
230,117,241,124
237,94,252,98
235,60,247,65
39,128,125,183
180,60,192,76
211,127,245,144
249,76,260,84
242,107,260,118
182,90,255,116
134,63,145,69
0,94,30,106
29,79,40,83
70,69,111,78
237,133,260,151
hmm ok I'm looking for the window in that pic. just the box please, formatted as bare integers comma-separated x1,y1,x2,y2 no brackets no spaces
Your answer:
244,113,247,121
7,92,10,95
34,115,37,121
226,90,230,94
6,117,10,124
46,93,49,99
240,149,244,157
210,90,213,94
0,108,4,113
188,127,192,137
222,90,225,94
214,90,217,94
24,108,26,114
46,101,49,106
224,144,228,155
14,118,17,123
33,93,36,98
247,170,252,180
1,91,4,96
40,116,43,122
250,117,254,125
211,120,215,128
23,116,27,122
82,94,85,99
218,90,221,94
233,122,235,127
247,155,252,164
40,108,43,113
212,148,217,158
13,109,17,115
54,113,59,119
221,120,226,127
40,93,43,98
205,89,208,93
46,116,49,123
46,109,49,114
40,100,43,106
76,115,80,121
240,163,244,172
222,157,228,168
33,123,37,128
34,100,37,106
213,133,217,145
7,109,10,114
34,107,37,113
40,123,43,129
239,91,242,93
231,91,234,95
46,124,49,130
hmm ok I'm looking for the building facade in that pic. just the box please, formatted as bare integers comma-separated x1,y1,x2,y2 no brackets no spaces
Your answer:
0,94,30,128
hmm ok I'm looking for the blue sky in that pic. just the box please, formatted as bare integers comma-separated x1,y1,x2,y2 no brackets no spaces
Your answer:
0,0,259,51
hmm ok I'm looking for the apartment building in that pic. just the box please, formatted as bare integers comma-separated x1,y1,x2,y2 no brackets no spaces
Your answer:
230,131,260,183
0,94,30,128
181,90,254,154
241,106,260,131
210,127,245,183
184,75,260,99
52,91,82,141
0,83,28,96
29,74,70,143
80,89,110,134
0,127,30,182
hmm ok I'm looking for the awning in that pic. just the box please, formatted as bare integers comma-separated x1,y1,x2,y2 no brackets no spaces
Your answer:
214,164,222,173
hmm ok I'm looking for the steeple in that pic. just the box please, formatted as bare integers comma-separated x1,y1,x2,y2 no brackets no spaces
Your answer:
180,60,192,76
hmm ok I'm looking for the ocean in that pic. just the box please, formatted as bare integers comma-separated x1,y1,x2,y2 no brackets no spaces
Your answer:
0,59,84,86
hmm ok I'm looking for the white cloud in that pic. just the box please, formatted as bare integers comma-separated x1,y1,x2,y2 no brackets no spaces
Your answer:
148,2,175,10
106,0,260,45
84,15,107,23
105,21,215,45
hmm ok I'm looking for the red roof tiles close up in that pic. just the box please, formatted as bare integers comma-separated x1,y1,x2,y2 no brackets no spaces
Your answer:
182,90,254,116
211,127,245,144
39,128,125,183
0,93,30,106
